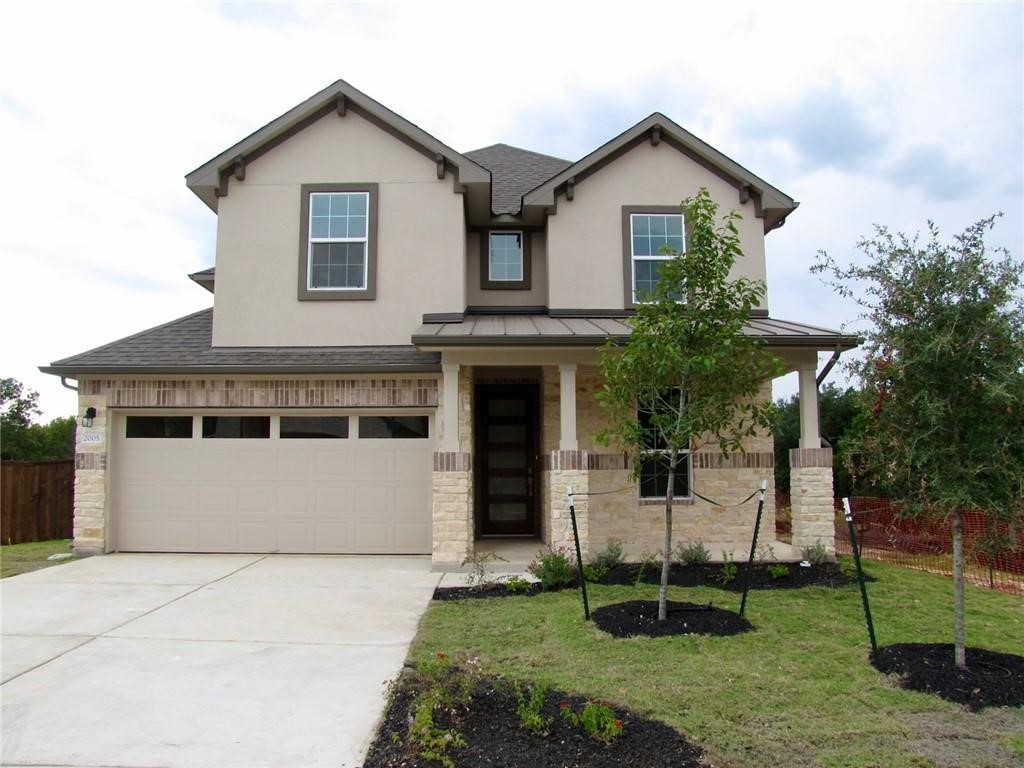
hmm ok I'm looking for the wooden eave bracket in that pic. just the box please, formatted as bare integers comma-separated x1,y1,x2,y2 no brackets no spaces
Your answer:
435,153,446,180
739,184,751,204
566,177,575,201
336,94,347,117
232,156,245,182
651,125,661,146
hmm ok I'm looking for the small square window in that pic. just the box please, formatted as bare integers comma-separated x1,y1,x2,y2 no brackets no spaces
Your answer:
480,230,531,290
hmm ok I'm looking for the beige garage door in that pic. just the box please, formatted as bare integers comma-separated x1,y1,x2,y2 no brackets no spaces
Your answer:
111,412,433,554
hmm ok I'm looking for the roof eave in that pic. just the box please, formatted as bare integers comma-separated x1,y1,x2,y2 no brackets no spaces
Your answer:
40,363,443,377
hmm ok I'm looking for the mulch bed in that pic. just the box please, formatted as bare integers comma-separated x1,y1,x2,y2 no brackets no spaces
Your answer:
433,583,544,601
599,561,865,591
592,599,753,638
363,671,703,768
872,643,1024,710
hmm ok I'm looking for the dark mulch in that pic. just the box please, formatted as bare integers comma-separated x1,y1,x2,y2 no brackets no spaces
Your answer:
872,643,1024,710
433,582,544,601
592,599,753,638
600,561,865,591
363,671,703,768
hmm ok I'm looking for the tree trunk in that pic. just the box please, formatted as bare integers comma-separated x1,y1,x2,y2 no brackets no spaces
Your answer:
952,508,966,668
659,450,675,621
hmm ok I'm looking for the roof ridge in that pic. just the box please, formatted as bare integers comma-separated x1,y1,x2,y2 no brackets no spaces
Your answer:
466,143,572,164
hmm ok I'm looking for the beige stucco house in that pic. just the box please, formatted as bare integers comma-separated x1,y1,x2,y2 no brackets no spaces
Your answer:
43,80,856,568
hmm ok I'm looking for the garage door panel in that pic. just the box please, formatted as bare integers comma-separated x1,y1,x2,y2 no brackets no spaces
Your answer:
114,412,432,554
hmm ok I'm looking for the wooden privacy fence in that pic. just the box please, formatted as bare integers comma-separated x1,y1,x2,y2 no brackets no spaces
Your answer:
1,460,74,544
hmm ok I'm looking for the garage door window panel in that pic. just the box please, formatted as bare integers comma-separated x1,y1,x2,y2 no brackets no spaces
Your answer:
280,416,349,439
358,416,429,439
201,416,271,439
126,416,193,439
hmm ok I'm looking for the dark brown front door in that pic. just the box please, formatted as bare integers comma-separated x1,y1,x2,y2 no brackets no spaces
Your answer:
475,384,539,536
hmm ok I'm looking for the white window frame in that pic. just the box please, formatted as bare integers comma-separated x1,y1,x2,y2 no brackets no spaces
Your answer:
637,391,693,501
307,191,370,292
488,230,525,282
630,212,685,303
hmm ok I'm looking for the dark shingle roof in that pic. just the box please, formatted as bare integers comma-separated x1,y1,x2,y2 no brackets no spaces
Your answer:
42,309,441,374
464,144,572,215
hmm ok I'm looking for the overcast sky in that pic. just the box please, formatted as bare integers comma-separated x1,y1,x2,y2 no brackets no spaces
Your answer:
3,1,1021,420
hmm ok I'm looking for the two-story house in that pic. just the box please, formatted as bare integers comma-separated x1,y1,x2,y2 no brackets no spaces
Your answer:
43,80,857,568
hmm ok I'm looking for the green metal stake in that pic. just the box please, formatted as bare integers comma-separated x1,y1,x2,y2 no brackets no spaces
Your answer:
843,497,879,658
567,487,591,621
739,479,768,618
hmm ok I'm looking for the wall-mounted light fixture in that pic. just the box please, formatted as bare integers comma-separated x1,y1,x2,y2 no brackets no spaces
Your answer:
82,407,97,428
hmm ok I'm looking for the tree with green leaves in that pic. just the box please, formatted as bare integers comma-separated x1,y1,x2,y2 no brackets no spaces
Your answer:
597,188,783,621
1,377,76,461
814,215,1024,669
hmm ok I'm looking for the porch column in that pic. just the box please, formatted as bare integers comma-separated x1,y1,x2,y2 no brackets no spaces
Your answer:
790,359,836,555
432,363,473,569
558,362,578,451
798,362,820,449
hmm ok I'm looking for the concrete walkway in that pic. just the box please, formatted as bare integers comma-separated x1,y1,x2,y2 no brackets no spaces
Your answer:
1,554,440,768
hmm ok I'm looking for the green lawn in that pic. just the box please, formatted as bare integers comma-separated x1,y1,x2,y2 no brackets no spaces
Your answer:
0,539,75,578
411,560,1024,768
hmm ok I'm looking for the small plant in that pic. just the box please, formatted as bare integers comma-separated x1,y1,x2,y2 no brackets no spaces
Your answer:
528,548,574,591
503,575,532,594
634,549,660,585
514,682,552,736
405,653,471,768
801,541,830,566
589,538,625,571
582,563,608,583
675,540,711,566
768,563,790,580
559,700,624,743
461,550,507,588
718,550,738,584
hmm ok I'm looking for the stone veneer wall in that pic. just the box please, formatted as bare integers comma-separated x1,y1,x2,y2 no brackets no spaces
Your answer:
431,365,474,566
72,376,439,555
789,447,836,554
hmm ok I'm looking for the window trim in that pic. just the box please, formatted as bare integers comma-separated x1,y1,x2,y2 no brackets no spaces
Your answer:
621,205,687,307
480,229,532,290
298,183,379,301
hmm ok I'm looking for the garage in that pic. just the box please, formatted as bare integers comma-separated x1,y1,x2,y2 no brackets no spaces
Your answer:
110,411,433,554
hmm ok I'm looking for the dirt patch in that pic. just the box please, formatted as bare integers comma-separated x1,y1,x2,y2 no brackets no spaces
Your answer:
363,670,703,768
592,599,753,638
433,583,544,601
894,709,1024,768
873,643,1024,710
600,561,865,590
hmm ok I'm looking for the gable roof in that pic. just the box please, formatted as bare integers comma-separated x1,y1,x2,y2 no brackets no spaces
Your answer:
522,113,798,232
186,79,491,212
464,144,572,215
41,309,440,375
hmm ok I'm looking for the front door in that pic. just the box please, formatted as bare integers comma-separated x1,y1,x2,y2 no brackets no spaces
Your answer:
475,384,539,536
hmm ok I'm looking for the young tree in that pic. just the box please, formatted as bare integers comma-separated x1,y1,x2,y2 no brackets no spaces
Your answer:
597,188,783,621
814,215,1024,668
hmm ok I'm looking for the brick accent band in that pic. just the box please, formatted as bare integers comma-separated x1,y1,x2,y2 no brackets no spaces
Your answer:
81,378,438,409
433,451,471,472
587,453,629,470
75,453,106,470
789,447,834,468
544,450,587,470
693,451,774,470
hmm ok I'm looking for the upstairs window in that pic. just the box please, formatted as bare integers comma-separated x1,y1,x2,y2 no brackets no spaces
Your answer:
480,230,532,290
624,208,685,304
299,184,378,301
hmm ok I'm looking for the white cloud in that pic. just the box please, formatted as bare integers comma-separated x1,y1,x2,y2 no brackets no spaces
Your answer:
1,0,1020,417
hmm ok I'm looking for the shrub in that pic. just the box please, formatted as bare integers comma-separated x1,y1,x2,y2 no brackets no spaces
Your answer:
589,538,625,571
460,550,507,588
675,540,711,566
528,548,574,591
768,563,790,580
514,682,552,736
559,700,624,743
582,564,608,583
503,575,532,594
718,550,738,584
801,541,830,565
403,653,471,768
634,549,661,586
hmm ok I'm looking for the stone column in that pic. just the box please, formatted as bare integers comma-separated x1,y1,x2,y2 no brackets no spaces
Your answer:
547,450,589,556
432,364,473,568
73,388,109,555
789,447,836,555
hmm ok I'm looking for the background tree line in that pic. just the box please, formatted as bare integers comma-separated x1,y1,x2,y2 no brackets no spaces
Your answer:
1,377,75,461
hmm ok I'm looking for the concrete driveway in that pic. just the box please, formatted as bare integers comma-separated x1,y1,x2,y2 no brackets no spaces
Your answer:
1,554,440,768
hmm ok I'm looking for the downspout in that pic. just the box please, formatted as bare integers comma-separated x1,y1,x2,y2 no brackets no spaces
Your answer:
60,377,79,392
814,347,843,448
